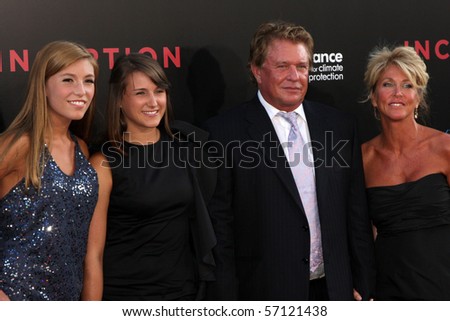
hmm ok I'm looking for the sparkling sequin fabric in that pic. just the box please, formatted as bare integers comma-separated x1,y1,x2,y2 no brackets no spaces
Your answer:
0,138,98,300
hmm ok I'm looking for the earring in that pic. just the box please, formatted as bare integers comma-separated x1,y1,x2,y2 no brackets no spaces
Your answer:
373,107,381,120
414,107,419,120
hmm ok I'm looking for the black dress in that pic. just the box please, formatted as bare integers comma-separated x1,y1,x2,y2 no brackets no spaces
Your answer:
102,132,198,300
367,173,450,300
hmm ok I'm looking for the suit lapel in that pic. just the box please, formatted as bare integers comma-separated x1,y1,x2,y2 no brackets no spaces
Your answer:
245,97,305,212
303,100,331,197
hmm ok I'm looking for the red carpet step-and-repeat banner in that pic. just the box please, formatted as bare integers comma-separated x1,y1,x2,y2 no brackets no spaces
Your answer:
0,0,449,143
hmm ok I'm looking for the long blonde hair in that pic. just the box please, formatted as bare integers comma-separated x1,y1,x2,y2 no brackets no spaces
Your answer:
0,40,99,189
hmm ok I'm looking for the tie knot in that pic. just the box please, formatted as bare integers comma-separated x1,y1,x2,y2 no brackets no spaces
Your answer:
278,112,299,127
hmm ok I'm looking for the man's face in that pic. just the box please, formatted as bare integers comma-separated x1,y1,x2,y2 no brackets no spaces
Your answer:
252,39,310,112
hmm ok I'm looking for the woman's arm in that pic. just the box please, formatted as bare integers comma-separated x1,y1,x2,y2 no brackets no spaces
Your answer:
0,290,10,301
0,135,28,199
81,152,112,300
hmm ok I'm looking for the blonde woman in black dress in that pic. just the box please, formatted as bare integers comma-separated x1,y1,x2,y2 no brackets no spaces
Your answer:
362,46,450,300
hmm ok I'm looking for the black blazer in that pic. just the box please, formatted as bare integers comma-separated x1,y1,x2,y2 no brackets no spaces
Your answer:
203,96,375,300
170,120,217,299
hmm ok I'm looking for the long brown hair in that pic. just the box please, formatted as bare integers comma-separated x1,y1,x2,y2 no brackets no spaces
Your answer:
106,53,174,151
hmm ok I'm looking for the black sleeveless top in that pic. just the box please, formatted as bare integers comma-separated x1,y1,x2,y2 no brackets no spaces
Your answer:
367,173,450,300
101,133,197,300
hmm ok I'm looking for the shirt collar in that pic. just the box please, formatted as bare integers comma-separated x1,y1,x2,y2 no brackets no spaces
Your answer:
257,90,306,122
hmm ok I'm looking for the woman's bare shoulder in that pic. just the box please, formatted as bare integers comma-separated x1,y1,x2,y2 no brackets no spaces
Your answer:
426,127,450,152
361,135,381,156
0,134,30,178
0,134,30,163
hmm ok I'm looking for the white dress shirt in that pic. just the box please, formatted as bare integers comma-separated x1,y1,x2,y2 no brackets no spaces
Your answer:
258,91,325,280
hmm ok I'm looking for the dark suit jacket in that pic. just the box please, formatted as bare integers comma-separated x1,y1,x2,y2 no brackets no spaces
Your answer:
203,96,376,300
170,120,218,299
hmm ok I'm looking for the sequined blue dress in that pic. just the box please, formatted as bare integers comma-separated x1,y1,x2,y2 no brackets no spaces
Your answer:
0,137,98,300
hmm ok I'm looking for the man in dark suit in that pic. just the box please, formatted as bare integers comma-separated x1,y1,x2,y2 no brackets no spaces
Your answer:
203,21,375,300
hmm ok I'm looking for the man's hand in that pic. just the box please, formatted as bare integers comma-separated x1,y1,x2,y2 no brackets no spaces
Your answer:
353,288,362,300
353,289,374,301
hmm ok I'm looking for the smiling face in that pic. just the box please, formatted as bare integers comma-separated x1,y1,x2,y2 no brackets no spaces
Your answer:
371,64,420,122
251,39,309,112
120,71,167,135
45,58,95,125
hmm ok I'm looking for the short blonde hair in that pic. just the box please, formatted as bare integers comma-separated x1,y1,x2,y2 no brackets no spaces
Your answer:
363,46,429,116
